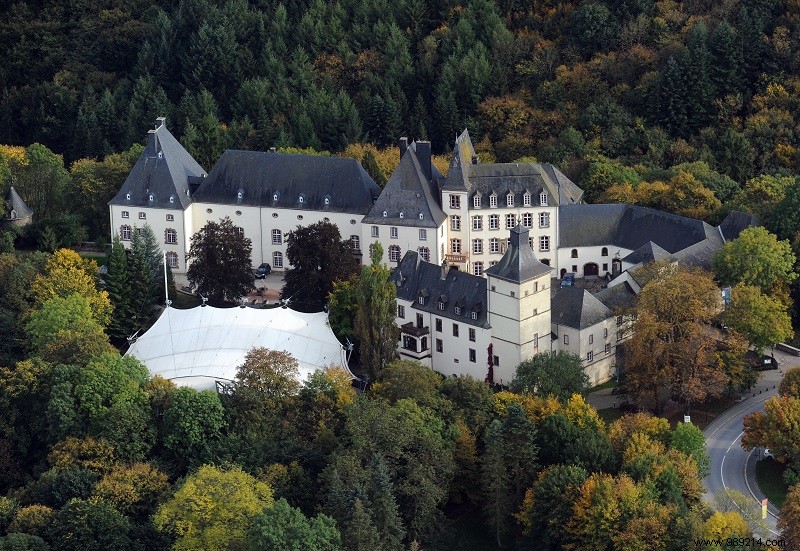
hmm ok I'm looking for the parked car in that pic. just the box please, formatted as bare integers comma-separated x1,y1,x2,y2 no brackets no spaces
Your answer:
254,263,271,278
764,448,773,458
560,272,575,287
756,355,779,371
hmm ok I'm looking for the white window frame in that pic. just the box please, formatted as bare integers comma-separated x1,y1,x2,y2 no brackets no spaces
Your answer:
419,229,427,241
273,251,284,268
451,216,461,231
490,238,500,253
165,228,178,244
120,225,132,241
351,235,360,250
523,193,531,207
121,211,129,218
371,226,379,238
505,214,516,229
272,229,282,245
506,193,514,207
473,194,482,208
539,236,550,252
390,227,398,239
166,251,179,269
472,216,482,230
473,239,483,254
489,214,499,230
489,194,498,208
138,212,146,220
539,212,550,228
389,245,401,262
418,246,430,262
473,262,483,276
540,192,548,206
166,213,174,222
522,213,532,228
451,239,461,254
450,195,461,209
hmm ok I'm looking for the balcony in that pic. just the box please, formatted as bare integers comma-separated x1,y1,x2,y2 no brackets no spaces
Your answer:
445,253,467,263
400,321,429,337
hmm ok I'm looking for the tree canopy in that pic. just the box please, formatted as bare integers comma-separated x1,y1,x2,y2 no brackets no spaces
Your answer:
187,217,253,305
510,351,589,402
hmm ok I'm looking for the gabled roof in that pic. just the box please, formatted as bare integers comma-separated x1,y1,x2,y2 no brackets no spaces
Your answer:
551,286,612,330
719,210,760,241
192,150,380,214
441,129,584,205
485,225,552,283
391,251,489,328
363,142,446,227
6,187,32,219
594,281,638,312
110,118,206,209
622,241,671,265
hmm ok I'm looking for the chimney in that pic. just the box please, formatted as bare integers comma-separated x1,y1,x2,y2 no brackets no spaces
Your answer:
441,259,448,280
399,137,408,159
416,141,432,182
155,117,166,129
269,147,276,153
147,129,158,154
471,154,479,165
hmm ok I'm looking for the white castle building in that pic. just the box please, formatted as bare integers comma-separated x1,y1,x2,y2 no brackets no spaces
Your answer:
109,119,757,385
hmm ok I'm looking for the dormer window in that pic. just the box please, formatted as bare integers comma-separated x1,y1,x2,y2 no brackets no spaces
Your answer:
506,193,514,207
523,192,531,206
298,194,305,204
399,212,404,219
419,213,423,220
473,194,481,208
489,193,498,208
454,306,461,315
383,210,388,217
438,301,445,310
540,192,548,206
324,196,330,206
149,194,154,202
169,196,175,204
273,192,279,202
471,311,477,320
125,193,130,201
418,295,425,305
157,151,163,159
237,189,244,200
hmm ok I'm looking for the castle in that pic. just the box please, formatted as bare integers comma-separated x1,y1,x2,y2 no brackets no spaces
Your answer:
110,119,756,385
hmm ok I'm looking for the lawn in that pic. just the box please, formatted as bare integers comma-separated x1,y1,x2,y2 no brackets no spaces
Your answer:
171,291,201,309
755,458,788,509
587,379,618,394
598,408,624,424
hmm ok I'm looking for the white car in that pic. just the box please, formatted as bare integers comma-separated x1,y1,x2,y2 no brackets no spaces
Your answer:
764,448,773,458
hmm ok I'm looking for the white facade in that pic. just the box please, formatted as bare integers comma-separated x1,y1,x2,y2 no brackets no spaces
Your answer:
109,204,191,272
552,318,617,386
557,244,633,279
363,222,446,268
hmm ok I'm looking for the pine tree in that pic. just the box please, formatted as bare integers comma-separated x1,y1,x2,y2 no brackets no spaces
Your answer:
106,235,132,339
344,499,381,551
709,20,743,98
361,151,386,187
367,454,405,551
481,419,513,547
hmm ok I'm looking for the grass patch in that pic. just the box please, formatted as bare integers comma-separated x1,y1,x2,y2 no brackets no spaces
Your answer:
171,291,201,309
587,379,618,394
77,251,106,263
756,458,788,509
598,408,625,424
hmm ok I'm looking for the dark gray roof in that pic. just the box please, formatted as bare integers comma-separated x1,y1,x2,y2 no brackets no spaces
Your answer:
6,187,32,219
192,150,380,214
110,119,206,209
441,129,584,205
551,286,612,329
719,210,761,241
594,282,638,313
670,225,726,270
622,241,671,265
391,251,490,328
559,204,718,254
485,225,552,283
363,142,446,227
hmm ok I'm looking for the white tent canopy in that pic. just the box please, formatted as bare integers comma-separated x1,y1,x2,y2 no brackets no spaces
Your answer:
126,305,350,391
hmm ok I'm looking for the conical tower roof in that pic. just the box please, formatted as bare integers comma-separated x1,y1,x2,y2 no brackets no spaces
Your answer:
6,187,32,219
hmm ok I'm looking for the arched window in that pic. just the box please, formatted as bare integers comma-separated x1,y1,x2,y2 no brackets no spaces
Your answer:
273,251,283,268
389,245,401,262
120,225,132,241
272,229,282,245
601,247,608,256
164,228,177,244
418,246,430,262
571,249,578,258
166,251,179,269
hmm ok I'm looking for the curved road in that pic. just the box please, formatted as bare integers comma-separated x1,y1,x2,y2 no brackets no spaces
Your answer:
703,350,797,537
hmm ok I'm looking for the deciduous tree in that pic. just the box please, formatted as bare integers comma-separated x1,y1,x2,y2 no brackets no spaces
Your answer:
510,351,589,402
187,217,253,305
722,284,793,353
355,243,398,380
244,498,341,551
743,395,800,464
779,483,800,550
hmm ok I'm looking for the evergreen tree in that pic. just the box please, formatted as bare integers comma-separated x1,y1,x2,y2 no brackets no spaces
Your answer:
432,79,459,153
481,419,513,547
709,21,743,98
653,56,689,137
683,22,714,133
366,454,405,550
106,235,132,339
355,243,399,380
128,228,155,330
344,499,381,551
361,151,386,187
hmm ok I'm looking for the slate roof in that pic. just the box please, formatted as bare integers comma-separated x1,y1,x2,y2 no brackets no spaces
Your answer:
441,129,584,205
670,225,726,270
110,118,206,209
719,210,760,241
391,251,490,328
485,225,552,283
192,150,380,214
363,142,446,227
6,187,32,219
551,286,612,330
622,241,671,265
594,282,638,313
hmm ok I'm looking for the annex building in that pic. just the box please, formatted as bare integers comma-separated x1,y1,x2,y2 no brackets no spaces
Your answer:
109,119,756,385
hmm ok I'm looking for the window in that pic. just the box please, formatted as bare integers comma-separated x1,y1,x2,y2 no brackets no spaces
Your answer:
571,249,578,258
120,225,132,241
529,237,533,249
138,212,146,220
419,229,427,240
389,245,401,262
390,227,398,239
489,194,498,208
416,313,423,328
435,319,442,332
469,349,476,362
351,235,360,250
397,305,405,318
418,247,430,262
436,339,443,352
617,315,624,325
453,323,459,337
490,261,498,267
272,229,282,244
589,334,594,344
587,351,593,362
382,210,387,217
534,332,539,349
523,192,531,206
450,195,461,209
473,239,483,254
418,295,425,305
471,311,477,320
473,261,484,276
602,247,608,256
121,211,129,218
493,355,500,366
451,239,461,253
505,214,516,229
603,263,608,271
506,193,514,207
489,214,499,230
473,194,482,208
236,227,244,238
564,334,569,345
324,196,330,206
273,251,283,268
541,259,550,265
490,238,500,253
166,252,179,269
472,216,483,230
540,192,548,206
522,213,532,228
572,265,577,272
371,226,379,238
605,343,611,354
539,212,550,228
166,213,174,222
469,328,476,342
604,328,609,338
165,228,177,244
451,216,461,231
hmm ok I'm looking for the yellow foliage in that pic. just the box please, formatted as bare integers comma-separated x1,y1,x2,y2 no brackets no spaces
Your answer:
340,143,399,184
704,511,750,540
563,394,605,432
0,145,28,168
622,433,666,465
31,248,112,326
48,437,117,473
608,413,671,453
8,505,54,536
94,463,170,517
322,365,357,406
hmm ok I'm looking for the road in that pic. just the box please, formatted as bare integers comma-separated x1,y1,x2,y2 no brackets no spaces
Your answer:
703,349,798,537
